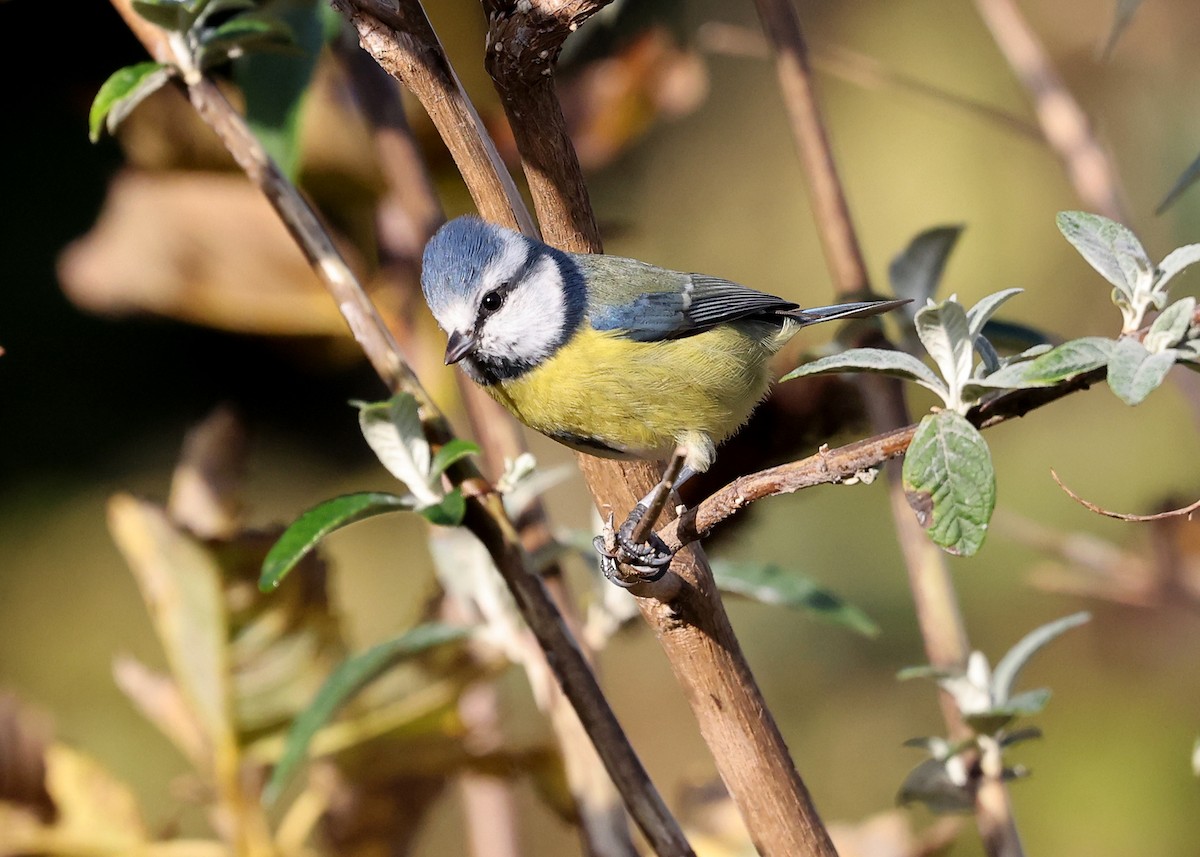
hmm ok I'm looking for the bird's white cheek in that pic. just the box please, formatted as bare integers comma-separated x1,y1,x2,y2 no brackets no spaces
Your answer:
480,256,569,363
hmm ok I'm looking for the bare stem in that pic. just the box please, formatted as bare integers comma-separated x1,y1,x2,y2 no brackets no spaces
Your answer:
476,2,839,854
973,0,1127,223
336,45,635,857
750,1,1021,853
106,2,689,852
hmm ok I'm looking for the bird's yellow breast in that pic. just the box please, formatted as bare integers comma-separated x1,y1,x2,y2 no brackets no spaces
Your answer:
484,323,785,468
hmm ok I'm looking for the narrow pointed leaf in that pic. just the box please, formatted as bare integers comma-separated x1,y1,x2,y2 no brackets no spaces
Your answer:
417,488,467,527
888,225,964,309
1154,245,1200,293
1107,337,1177,405
131,0,192,28
966,288,1024,340
999,688,1053,716
1144,297,1196,352
991,611,1089,705
259,492,414,591
234,0,325,178
429,439,481,480
1000,727,1043,747
915,300,973,402
902,411,995,556
1015,336,1114,384
1100,0,1143,59
897,758,974,813
108,495,234,757
1156,151,1200,214
979,319,1055,354
199,12,297,68
263,623,470,804
1056,211,1151,300
711,561,879,637
89,62,171,142
356,395,441,506
781,347,949,401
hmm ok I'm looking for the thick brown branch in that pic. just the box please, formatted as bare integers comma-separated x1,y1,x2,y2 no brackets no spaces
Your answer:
478,2,839,855
339,0,537,237
107,2,688,853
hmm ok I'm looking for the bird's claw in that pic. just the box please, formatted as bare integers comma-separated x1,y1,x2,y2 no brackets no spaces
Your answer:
592,505,675,588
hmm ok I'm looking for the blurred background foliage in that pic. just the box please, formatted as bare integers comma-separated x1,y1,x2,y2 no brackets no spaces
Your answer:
2,0,1199,854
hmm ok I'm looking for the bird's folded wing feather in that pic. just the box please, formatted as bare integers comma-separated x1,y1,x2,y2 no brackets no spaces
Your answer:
588,269,798,342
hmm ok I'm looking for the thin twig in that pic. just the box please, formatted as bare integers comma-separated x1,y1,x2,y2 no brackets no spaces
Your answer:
749,1,1022,854
106,3,689,853
695,22,1043,142
667,366,1107,548
973,0,1128,223
1051,470,1200,521
335,13,639,856
477,2,840,855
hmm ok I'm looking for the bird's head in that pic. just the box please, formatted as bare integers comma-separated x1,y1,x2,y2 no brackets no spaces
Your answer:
420,216,586,383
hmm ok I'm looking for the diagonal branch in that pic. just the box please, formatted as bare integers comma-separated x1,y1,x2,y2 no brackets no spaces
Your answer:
476,2,839,855
750,1,1022,854
105,2,689,854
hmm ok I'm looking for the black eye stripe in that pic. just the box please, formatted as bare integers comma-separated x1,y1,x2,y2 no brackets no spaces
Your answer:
477,280,513,318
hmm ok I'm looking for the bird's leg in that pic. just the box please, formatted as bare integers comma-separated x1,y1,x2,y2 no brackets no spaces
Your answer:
594,450,691,585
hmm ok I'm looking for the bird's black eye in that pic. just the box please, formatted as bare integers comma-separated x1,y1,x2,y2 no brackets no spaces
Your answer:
480,289,504,314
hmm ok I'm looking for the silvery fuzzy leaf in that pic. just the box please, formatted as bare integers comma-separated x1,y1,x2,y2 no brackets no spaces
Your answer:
355,395,441,507
915,299,974,409
1144,297,1196,353
1056,211,1153,303
991,612,1090,706
1106,338,1177,405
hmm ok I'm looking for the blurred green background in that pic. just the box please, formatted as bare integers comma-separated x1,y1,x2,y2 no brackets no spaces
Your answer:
2,0,1199,854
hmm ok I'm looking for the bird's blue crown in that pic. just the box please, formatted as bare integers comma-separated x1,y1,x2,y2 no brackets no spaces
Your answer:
420,216,512,310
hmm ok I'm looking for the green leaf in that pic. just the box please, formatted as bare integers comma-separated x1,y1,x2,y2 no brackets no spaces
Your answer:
1013,336,1114,384
991,612,1089,705
1156,150,1200,215
966,288,1023,340
199,11,297,68
429,439,481,480
1000,688,1053,716
89,62,171,142
711,561,879,637
896,665,957,682
1154,245,1200,293
131,0,194,28
1106,337,1177,405
234,0,327,178
108,496,235,760
888,225,964,309
978,319,1055,355
1145,297,1196,353
263,622,470,804
1056,211,1152,302
259,492,415,591
897,758,974,814
356,395,442,507
915,299,973,409
418,488,467,527
781,347,949,402
902,410,995,556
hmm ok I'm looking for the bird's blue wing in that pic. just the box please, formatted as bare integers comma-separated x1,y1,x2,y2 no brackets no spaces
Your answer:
589,274,798,342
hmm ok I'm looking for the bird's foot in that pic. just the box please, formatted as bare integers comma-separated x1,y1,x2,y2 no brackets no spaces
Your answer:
593,505,675,588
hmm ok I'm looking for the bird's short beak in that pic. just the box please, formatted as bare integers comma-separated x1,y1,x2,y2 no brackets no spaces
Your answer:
444,330,477,365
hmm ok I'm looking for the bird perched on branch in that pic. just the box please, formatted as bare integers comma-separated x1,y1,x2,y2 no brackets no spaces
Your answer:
420,215,905,578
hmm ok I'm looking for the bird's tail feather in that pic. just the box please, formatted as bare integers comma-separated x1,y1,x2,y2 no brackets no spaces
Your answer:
785,298,910,327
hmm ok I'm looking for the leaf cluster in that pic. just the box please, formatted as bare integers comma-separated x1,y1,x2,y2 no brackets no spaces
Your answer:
786,212,1200,556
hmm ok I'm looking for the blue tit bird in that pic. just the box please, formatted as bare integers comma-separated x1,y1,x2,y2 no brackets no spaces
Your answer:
421,216,905,576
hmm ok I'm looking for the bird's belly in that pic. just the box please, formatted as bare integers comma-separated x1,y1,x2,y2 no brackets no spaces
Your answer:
486,324,777,466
